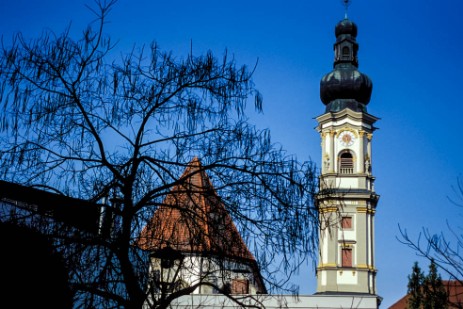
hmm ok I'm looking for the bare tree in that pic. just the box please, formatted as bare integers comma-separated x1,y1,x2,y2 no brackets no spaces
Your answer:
0,1,318,308
399,177,463,297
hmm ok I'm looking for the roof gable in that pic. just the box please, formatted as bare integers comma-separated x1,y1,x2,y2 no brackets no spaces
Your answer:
136,157,255,262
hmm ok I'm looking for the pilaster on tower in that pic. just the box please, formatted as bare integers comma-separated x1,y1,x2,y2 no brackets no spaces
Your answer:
315,14,380,297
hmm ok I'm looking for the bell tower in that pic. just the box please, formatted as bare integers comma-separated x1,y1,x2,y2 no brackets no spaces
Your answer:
315,14,379,295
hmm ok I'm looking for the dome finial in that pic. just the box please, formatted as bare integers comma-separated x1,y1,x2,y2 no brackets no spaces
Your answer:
342,0,352,19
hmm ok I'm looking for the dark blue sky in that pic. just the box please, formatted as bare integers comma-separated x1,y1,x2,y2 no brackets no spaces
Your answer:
1,0,462,307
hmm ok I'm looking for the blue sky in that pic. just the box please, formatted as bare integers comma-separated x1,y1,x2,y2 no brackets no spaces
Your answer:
1,0,462,307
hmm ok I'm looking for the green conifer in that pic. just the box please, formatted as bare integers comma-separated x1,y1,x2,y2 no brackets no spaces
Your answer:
407,262,424,309
423,259,448,309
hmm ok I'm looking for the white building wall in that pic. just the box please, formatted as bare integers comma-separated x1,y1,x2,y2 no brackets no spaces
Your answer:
165,294,380,309
149,254,262,295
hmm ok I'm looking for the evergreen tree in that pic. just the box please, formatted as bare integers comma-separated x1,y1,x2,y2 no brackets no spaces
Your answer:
423,259,448,309
408,262,425,309
407,260,450,309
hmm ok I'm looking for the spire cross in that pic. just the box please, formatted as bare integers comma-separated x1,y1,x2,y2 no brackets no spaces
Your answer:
342,0,351,19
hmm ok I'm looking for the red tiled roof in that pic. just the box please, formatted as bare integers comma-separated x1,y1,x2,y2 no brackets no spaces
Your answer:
136,157,255,262
388,280,463,309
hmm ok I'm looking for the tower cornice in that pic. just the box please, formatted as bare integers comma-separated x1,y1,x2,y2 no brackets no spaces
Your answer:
316,108,379,128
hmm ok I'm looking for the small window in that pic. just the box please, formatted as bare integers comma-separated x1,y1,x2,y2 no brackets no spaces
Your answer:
340,152,354,174
342,46,350,57
341,248,352,268
231,279,249,294
210,278,220,294
341,217,352,229
149,270,161,293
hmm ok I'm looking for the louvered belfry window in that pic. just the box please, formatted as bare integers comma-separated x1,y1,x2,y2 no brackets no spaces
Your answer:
339,152,354,174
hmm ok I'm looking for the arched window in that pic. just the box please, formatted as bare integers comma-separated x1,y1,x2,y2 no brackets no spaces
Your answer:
342,46,350,58
339,152,354,174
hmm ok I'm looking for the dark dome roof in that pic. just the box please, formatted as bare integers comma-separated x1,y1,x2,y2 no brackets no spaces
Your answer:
319,18,372,112
335,18,357,38
320,64,372,106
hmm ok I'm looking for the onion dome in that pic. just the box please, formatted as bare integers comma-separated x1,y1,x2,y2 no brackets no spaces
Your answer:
335,18,357,38
320,18,372,113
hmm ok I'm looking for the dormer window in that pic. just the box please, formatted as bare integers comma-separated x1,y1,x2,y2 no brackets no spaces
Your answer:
339,152,354,174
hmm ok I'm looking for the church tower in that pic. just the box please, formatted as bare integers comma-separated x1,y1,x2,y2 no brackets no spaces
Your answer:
315,15,379,295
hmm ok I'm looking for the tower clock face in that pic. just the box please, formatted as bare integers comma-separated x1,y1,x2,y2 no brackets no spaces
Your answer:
338,130,356,147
